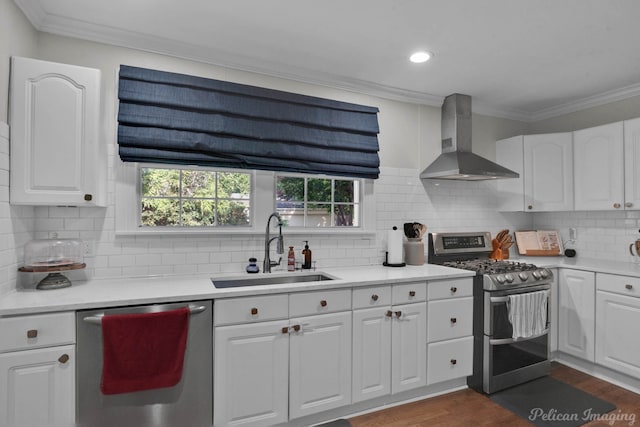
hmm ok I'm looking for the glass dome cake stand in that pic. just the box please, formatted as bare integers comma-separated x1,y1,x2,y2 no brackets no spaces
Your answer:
19,239,86,290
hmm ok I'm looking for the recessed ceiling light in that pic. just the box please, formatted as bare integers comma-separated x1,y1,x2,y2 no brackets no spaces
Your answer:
409,51,432,64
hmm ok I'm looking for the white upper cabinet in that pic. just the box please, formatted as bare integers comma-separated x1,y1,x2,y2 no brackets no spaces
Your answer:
497,133,573,211
573,122,625,211
9,57,106,206
623,117,640,210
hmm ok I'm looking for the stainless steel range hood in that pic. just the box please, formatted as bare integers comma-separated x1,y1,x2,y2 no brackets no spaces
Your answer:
420,93,519,181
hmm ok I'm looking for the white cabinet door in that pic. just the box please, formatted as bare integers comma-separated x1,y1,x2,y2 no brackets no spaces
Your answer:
496,136,525,212
391,302,427,394
558,269,595,361
0,345,75,427
352,307,392,403
289,311,351,419
524,133,573,211
596,291,640,378
624,117,640,210
9,56,105,206
214,321,289,427
574,122,624,211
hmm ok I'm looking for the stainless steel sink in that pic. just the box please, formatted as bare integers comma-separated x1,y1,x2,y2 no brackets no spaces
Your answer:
212,273,336,288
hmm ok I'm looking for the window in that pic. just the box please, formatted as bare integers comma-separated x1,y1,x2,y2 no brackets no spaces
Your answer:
275,174,361,228
140,167,251,227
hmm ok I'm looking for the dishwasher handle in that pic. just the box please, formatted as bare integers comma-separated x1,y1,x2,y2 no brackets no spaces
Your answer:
82,304,207,325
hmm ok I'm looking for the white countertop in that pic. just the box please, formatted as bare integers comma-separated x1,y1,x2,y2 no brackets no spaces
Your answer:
3,257,639,317
0,264,474,316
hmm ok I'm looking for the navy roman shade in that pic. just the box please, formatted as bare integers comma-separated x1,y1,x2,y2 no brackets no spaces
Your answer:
117,65,381,179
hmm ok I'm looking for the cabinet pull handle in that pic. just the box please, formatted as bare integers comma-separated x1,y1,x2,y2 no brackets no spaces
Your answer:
320,300,327,307
450,287,457,293
626,202,633,208
371,294,379,301
450,317,457,324
58,354,70,364
250,307,258,315
614,203,621,209
528,205,533,210
27,329,38,339
409,291,416,297
450,359,457,365
395,311,402,318
281,327,290,334
84,194,93,201
385,310,393,317
625,284,634,290
292,324,301,332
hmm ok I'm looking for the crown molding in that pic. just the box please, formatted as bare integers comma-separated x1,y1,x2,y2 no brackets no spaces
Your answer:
529,82,640,122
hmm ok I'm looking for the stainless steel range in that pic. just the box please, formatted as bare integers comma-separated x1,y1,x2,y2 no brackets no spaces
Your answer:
428,231,552,394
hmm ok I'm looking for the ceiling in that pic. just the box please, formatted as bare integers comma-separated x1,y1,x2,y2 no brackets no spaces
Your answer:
14,0,640,121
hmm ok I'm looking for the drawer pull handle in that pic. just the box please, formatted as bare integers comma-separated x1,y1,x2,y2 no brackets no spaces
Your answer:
292,324,301,332
251,307,258,315
58,354,70,364
385,310,393,318
395,311,402,318
625,284,634,290
451,287,458,293
320,300,327,307
27,330,38,339
450,317,457,324
84,194,93,201
409,291,416,297
450,359,457,365
281,327,290,334
371,294,379,301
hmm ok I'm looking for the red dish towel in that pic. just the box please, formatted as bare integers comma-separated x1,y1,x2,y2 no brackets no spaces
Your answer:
100,307,190,395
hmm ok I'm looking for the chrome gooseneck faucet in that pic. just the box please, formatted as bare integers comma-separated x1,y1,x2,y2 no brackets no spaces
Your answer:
263,212,284,273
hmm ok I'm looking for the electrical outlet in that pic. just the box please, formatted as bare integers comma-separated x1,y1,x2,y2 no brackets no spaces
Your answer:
82,240,94,257
569,228,577,241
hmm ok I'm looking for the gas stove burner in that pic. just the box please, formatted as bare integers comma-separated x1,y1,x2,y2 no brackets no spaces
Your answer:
442,259,539,275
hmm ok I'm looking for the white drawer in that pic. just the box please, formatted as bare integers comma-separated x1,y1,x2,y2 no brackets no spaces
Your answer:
352,285,391,309
289,289,351,317
597,273,640,298
427,336,473,385
428,297,473,342
215,294,288,326
428,278,473,300
0,311,75,353
392,282,427,305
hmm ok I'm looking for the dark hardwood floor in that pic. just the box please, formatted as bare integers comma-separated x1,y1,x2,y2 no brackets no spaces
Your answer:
349,363,640,427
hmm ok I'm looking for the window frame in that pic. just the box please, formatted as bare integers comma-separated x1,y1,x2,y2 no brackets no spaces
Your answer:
115,159,376,236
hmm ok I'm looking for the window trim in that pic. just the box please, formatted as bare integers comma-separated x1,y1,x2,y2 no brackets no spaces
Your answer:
115,159,376,236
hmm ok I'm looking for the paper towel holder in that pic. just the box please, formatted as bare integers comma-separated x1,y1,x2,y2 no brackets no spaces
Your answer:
383,251,406,267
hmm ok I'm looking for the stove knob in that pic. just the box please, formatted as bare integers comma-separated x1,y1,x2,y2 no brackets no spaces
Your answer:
540,269,549,279
518,272,529,281
504,274,515,283
532,271,541,280
495,274,506,284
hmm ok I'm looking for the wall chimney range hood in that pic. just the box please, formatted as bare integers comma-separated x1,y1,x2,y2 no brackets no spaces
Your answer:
420,93,519,181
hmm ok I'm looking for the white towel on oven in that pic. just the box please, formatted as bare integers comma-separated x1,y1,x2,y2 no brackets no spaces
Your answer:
507,290,549,340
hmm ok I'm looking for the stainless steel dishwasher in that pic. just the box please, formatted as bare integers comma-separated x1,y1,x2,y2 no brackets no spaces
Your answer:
76,300,212,427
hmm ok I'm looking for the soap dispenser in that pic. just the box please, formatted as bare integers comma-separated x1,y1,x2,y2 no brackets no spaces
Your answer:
302,240,312,269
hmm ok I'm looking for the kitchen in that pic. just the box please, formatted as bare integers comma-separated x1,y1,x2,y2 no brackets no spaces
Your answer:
1,0,640,426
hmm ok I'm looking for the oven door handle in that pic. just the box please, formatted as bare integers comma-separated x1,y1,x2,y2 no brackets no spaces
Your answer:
489,328,550,345
490,293,549,304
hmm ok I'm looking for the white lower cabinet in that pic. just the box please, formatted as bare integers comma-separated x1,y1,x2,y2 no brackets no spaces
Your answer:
213,290,352,427
214,320,289,427
426,278,474,385
391,302,427,393
558,269,595,361
0,312,75,427
595,273,640,378
289,311,352,419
